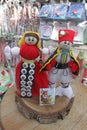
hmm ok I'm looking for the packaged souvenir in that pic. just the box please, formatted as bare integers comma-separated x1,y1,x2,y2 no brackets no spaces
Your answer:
39,4,53,19
66,3,86,21
39,22,53,40
52,4,68,20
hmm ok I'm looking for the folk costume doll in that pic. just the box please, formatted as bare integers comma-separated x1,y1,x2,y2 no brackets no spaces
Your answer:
4,31,49,98
40,29,79,99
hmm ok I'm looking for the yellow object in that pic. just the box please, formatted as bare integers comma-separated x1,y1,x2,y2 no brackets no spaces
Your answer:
22,58,35,64
18,31,41,48
61,53,67,64
40,48,80,73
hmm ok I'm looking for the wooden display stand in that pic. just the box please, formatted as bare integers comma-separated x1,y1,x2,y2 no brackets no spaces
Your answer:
15,86,75,125
15,93,74,124
0,86,74,130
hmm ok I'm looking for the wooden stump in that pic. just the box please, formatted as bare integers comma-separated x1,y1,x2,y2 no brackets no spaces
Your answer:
15,92,74,124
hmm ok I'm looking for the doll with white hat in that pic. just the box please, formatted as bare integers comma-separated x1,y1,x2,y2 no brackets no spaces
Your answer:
40,29,79,99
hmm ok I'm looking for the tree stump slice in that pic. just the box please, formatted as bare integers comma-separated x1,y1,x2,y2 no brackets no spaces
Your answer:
15,92,74,124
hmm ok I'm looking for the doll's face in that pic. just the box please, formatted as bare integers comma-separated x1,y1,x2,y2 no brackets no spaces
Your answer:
25,35,38,45
59,41,72,50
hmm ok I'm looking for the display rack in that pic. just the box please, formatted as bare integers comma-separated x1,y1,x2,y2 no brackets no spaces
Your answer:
39,0,87,45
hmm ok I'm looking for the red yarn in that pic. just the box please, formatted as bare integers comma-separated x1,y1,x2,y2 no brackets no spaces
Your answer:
15,60,48,97
20,44,39,60
15,42,49,97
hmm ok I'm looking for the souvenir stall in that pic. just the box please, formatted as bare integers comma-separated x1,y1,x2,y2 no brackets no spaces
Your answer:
1,1,87,130
0,0,80,126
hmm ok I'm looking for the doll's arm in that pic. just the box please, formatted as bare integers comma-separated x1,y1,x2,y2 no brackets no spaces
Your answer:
68,60,79,75
45,58,57,71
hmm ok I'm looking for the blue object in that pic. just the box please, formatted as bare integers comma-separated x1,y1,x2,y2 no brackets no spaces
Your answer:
39,4,53,19
39,23,53,40
66,3,86,21
52,4,69,20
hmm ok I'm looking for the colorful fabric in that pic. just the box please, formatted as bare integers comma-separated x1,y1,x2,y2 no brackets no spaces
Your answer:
0,65,13,97
40,48,79,75
61,52,67,64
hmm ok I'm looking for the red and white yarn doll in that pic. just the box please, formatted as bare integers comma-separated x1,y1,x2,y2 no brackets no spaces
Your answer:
4,31,49,98
40,29,80,99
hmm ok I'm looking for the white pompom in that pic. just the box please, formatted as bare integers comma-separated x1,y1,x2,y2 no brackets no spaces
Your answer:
11,47,20,56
